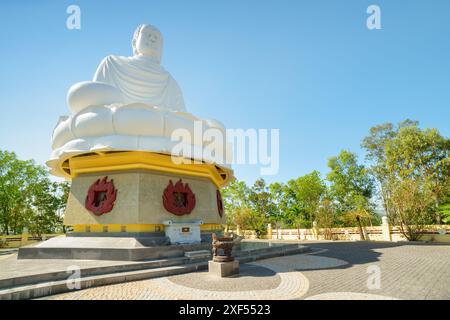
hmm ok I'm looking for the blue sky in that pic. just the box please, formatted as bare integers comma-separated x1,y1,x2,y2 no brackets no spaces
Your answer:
0,0,449,186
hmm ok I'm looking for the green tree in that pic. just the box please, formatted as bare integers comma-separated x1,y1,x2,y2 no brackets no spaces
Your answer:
387,178,435,240
0,150,68,235
268,182,289,231
438,195,450,224
327,150,375,239
247,179,276,237
249,179,276,217
362,120,450,226
222,179,271,237
291,171,326,226
221,180,251,230
245,208,267,238
385,125,450,224
315,197,337,240
28,178,69,235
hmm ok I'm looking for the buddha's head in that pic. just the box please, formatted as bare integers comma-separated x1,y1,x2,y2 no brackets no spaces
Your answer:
132,24,163,63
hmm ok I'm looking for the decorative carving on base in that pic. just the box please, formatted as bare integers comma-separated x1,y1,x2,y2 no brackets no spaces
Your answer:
212,233,234,262
216,190,224,218
162,179,196,216
85,176,117,216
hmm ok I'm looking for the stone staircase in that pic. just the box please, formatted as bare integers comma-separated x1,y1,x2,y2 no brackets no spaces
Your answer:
0,255,209,300
0,243,310,300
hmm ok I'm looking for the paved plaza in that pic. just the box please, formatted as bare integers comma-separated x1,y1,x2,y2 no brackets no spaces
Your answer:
42,241,450,300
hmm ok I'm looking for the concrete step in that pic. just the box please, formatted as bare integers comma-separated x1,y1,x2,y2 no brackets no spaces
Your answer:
0,249,18,256
184,250,211,259
0,261,209,300
235,244,310,260
18,239,210,261
0,256,191,290
236,245,310,263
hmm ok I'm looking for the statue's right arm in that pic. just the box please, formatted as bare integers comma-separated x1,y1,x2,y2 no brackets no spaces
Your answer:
67,56,123,114
93,56,111,82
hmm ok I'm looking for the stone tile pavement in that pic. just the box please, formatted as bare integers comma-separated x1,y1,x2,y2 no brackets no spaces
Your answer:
300,241,450,300
44,241,450,300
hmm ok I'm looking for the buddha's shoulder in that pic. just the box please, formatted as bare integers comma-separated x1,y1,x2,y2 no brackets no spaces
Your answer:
100,54,129,64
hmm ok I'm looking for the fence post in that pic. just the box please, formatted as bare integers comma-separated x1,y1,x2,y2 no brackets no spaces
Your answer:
21,227,29,246
236,225,240,236
0,237,6,248
312,221,318,240
267,224,272,240
381,216,391,241
363,226,370,241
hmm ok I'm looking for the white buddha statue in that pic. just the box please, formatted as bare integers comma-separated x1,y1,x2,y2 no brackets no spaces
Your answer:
68,24,186,113
49,23,233,181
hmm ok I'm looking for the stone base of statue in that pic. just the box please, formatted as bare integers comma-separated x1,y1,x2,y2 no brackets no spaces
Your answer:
208,260,239,277
17,236,210,261
61,152,225,238
18,151,230,261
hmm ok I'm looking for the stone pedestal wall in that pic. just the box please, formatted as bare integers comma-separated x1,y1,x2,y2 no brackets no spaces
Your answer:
64,169,224,232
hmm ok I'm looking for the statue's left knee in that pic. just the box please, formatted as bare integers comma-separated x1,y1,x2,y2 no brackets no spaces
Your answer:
67,81,124,114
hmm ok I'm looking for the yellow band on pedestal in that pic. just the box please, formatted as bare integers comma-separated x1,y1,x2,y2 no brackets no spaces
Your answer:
61,151,232,188
71,223,223,233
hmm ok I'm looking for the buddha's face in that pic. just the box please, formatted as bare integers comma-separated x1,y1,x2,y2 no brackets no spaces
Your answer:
135,26,163,61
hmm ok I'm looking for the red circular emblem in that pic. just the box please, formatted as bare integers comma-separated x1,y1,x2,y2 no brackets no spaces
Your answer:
162,179,196,216
216,190,224,218
85,176,118,216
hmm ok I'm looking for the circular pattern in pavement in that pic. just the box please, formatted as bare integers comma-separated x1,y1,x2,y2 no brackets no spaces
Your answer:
306,292,398,300
255,253,348,271
137,264,310,300
45,253,351,300
168,264,282,291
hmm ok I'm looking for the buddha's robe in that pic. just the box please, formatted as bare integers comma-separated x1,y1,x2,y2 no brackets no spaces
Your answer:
93,55,186,112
